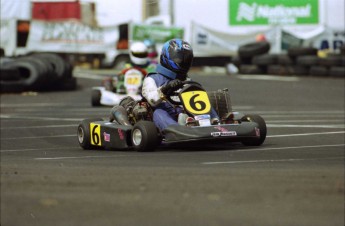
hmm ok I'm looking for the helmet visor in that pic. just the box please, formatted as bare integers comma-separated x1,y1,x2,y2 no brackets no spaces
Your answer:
131,51,148,58
172,50,193,72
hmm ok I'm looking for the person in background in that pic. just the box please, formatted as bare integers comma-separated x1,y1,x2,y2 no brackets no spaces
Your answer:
141,38,220,131
103,41,156,93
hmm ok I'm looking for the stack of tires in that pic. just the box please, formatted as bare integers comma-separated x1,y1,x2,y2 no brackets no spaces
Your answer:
0,53,77,93
232,42,345,78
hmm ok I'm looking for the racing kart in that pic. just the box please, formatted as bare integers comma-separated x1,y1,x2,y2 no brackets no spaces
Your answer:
91,68,143,106
78,81,267,152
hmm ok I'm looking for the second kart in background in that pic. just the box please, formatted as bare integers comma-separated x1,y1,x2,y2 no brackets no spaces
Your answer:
91,41,156,106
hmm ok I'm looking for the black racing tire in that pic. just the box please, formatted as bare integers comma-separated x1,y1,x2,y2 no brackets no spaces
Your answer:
231,55,242,67
238,42,270,58
329,66,345,78
0,66,22,81
286,65,309,76
241,114,267,146
131,121,159,152
29,55,59,83
91,89,102,106
267,65,290,76
0,59,44,91
232,55,252,65
63,60,74,79
18,57,51,82
276,54,295,65
288,47,318,58
77,118,104,150
32,53,68,80
309,66,329,76
319,55,344,67
0,57,15,66
296,55,320,66
252,54,277,66
239,64,265,75
0,82,25,93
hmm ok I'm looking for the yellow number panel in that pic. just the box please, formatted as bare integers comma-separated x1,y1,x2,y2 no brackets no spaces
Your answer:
180,90,211,115
90,123,101,146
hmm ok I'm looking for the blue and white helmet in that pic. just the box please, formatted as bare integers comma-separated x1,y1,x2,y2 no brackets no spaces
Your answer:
160,39,193,75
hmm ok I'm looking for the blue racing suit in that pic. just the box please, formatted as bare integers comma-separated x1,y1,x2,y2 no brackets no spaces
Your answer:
141,64,219,131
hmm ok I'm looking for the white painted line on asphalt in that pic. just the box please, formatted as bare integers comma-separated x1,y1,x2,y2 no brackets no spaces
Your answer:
237,74,300,82
2,131,344,141
262,115,344,118
0,103,67,107
1,147,72,153
1,114,82,121
35,155,123,160
238,144,345,152
232,106,254,110
249,110,344,114
33,144,345,161
267,124,345,129
1,124,77,129
267,131,345,138
267,119,344,123
202,156,344,165
1,134,75,140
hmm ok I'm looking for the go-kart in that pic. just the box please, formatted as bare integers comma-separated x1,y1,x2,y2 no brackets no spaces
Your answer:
91,68,143,106
78,80,267,152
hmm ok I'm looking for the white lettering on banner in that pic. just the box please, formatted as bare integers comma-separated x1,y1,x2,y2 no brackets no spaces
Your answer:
27,20,119,53
41,22,103,43
256,5,311,19
237,2,312,24
237,3,257,22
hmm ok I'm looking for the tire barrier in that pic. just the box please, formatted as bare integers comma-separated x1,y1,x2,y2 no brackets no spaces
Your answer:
0,53,76,92
232,42,345,78
238,41,270,58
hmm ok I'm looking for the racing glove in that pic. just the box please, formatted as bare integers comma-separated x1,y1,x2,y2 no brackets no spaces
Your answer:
160,79,183,95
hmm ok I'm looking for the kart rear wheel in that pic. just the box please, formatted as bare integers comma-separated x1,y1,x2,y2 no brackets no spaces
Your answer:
241,114,267,146
77,118,103,149
131,121,159,152
91,89,101,106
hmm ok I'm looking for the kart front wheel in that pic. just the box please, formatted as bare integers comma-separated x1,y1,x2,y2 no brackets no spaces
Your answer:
131,121,159,152
241,114,267,146
77,118,103,149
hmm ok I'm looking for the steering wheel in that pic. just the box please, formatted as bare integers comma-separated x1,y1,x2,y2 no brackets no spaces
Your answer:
165,80,203,105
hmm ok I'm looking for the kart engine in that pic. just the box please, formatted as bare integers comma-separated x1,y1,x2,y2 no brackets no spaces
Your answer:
132,103,149,121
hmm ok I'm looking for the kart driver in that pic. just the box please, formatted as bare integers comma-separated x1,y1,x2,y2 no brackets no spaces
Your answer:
141,39,220,131
103,41,156,93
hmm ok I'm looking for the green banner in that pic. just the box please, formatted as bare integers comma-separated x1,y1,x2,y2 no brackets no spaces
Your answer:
131,24,184,43
229,0,319,26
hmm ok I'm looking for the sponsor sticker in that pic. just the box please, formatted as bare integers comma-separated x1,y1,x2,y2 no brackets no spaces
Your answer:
103,132,110,142
211,131,237,137
118,128,125,140
195,114,211,126
214,126,229,132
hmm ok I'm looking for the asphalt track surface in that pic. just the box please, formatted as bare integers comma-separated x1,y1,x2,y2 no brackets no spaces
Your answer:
1,68,344,226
